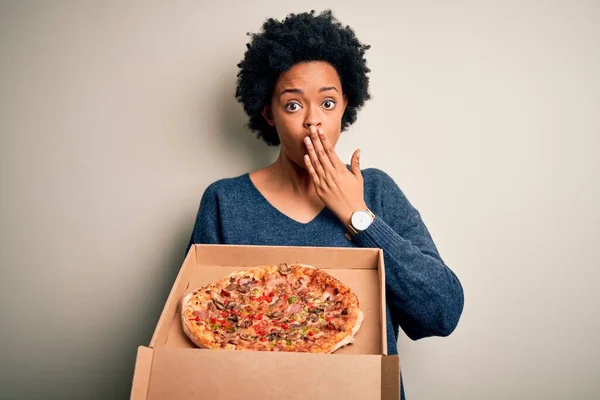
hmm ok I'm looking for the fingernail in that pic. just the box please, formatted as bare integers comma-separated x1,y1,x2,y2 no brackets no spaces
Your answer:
304,136,311,144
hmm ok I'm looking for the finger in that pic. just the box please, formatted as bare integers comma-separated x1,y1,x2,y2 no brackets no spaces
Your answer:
304,135,326,179
310,126,335,172
317,127,344,168
350,149,362,177
303,154,320,186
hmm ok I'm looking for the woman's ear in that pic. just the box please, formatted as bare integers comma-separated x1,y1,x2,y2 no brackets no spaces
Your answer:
261,106,275,126
343,95,349,112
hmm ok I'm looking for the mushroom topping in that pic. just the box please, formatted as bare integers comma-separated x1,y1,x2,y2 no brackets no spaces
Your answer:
226,283,238,291
307,313,319,322
268,311,283,319
322,286,336,301
226,302,237,310
237,284,250,294
278,263,291,275
227,314,239,323
326,301,343,312
292,321,308,329
267,332,278,341
213,299,225,310
269,299,283,310
239,276,252,285
292,279,303,290
239,333,253,341
286,333,300,341
237,319,253,329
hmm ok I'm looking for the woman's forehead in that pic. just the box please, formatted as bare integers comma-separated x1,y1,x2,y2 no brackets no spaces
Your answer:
275,61,342,92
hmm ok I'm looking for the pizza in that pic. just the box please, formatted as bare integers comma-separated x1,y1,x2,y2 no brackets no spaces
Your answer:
181,263,364,353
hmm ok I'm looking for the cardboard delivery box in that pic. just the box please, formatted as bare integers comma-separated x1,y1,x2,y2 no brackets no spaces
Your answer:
131,244,400,400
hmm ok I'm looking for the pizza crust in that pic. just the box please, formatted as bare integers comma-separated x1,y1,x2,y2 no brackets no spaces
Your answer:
326,309,364,354
181,292,208,349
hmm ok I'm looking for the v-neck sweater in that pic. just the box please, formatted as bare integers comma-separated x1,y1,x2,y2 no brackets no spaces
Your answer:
187,167,464,399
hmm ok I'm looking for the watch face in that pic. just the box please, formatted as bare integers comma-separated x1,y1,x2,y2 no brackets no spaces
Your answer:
351,210,373,231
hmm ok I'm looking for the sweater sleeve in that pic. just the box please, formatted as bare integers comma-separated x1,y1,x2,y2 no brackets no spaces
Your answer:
353,170,464,340
186,183,223,253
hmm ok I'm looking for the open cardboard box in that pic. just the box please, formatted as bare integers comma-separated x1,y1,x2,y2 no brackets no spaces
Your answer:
131,244,400,399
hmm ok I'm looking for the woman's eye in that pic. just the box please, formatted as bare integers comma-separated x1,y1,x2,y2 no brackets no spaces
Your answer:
322,100,336,110
285,102,302,112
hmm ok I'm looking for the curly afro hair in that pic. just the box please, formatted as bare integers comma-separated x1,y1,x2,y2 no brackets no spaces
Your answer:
235,9,372,146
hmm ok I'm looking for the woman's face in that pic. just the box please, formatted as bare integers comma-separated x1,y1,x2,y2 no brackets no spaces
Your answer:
263,61,348,167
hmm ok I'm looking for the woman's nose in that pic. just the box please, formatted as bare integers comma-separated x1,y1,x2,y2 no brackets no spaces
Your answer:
303,105,321,129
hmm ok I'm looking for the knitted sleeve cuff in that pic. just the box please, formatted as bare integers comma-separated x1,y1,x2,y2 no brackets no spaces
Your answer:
353,216,401,249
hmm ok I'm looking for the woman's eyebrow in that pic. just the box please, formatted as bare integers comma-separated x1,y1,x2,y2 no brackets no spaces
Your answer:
319,86,338,93
280,88,303,96
279,86,339,97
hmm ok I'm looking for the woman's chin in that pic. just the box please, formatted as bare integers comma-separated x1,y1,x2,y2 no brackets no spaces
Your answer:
293,157,308,170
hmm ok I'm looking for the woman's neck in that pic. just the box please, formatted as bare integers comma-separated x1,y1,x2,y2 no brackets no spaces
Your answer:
266,152,314,195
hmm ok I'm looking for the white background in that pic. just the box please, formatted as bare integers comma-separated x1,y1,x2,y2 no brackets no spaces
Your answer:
1,1,599,398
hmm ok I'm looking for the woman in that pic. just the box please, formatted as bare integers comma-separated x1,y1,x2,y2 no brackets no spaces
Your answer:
187,10,464,398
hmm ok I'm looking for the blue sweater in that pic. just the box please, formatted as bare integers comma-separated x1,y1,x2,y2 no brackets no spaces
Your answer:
187,168,464,399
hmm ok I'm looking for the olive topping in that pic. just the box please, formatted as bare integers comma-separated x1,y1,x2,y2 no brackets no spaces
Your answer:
341,308,348,316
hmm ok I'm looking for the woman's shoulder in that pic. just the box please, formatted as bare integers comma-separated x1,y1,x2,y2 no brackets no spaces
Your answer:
360,167,399,188
201,173,250,198
360,167,414,209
